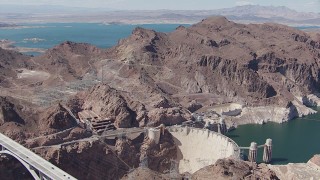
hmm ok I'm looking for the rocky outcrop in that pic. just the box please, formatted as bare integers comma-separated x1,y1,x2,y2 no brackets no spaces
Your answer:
140,129,176,173
187,101,203,112
229,101,316,125
268,155,320,179
0,96,41,142
0,96,25,125
70,84,143,128
300,94,320,107
147,107,191,126
69,84,190,128
39,103,77,131
121,167,172,180
192,158,278,180
32,41,103,82
123,159,279,180
308,154,320,168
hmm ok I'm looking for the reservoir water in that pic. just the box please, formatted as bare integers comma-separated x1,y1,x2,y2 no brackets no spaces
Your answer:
227,108,320,164
0,23,188,55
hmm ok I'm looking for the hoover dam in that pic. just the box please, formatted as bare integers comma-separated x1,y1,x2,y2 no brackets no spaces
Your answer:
167,126,240,173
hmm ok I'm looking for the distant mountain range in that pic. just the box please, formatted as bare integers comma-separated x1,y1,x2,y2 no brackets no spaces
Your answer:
213,5,319,20
0,5,319,26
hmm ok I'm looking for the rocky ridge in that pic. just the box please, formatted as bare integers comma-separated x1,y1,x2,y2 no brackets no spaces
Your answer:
104,16,320,125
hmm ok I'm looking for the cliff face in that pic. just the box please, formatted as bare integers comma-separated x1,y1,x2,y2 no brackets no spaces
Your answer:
69,84,190,128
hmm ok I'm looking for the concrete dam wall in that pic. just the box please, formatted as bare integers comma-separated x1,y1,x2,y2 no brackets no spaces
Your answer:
167,126,240,173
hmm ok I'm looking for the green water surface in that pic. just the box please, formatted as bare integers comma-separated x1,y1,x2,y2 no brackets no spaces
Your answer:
227,108,320,164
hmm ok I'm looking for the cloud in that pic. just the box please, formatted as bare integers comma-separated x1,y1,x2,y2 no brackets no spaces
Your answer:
305,1,317,6
235,0,254,6
301,0,320,12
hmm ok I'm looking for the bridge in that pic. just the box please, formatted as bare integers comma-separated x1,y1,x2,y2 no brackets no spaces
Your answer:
0,133,77,180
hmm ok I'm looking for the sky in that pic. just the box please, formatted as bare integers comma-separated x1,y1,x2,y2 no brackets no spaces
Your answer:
0,0,319,13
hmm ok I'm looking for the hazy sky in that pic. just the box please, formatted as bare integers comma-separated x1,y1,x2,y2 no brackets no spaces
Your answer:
1,0,319,13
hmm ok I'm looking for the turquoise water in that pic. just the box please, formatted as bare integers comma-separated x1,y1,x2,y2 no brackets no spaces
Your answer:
0,23,188,55
297,26,320,29
227,108,320,164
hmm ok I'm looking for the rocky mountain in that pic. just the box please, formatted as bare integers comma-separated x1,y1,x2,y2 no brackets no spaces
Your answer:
32,41,104,83
213,5,320,22
101,16,320,124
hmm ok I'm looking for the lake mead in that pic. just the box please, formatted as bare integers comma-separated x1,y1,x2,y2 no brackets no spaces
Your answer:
227,108,320,164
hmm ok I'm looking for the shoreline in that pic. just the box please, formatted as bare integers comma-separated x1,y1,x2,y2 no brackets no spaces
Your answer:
0,39,46,54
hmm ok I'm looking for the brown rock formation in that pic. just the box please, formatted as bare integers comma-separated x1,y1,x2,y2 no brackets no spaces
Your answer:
68,84,190,128
31,41,104,83
0,96,39,142
39,103,77,131
0,47,30,87
140,129,176,173
192,158,279,180
269,154,320,179
0,96,25,125
121,167,172,180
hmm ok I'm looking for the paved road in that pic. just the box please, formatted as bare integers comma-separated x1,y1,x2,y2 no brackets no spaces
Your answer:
0,133,77,180
33,128,146,150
